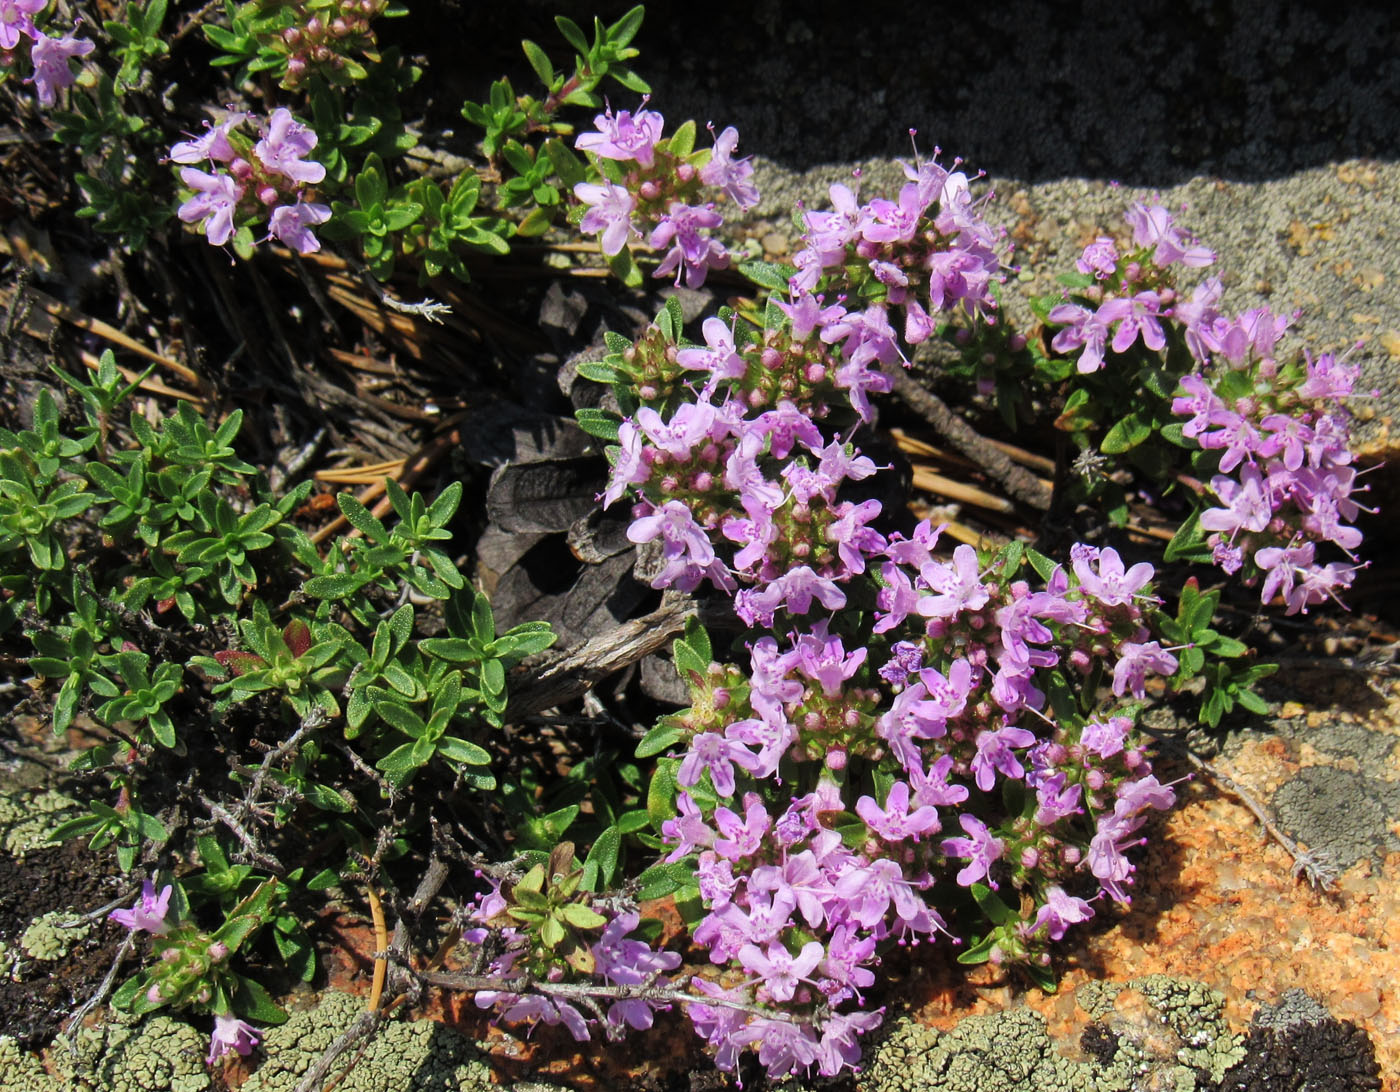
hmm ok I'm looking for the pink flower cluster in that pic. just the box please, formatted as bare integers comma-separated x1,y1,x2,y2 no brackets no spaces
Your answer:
1044,201,1370,611
0,0,94,106
573,104,757,288
588,270,1182,1076
170,108,331,254
1173,352,1368,612
1049,202,1216,374
786,149,1007,345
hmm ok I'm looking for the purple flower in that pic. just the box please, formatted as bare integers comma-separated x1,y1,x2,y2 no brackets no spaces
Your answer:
267,201,331,254
601,420,649,507
815,1008,884,1077
109,881,173,935
908,753,970,808
940,814,1005,888
739,939,824,1003
169,114,246,165
676,316,747,394
802,182,863,265
1080,715,1131,758
575,106,665,167
1197,409,1265,474
833,857,926,929
574,181,639,256
28,28,95,106
1048,302,1113,374
827,499,886,574
734,566,847,626
679,732,761,797
1200,465,1273,537
0,0,43,50
970,724,1037,792
1076,236,1118,279
1106,290,1167,354
713,794,771,860
207,1014,260,1065
1029,886,1094,941
1124,202,1215,268
777,293,847,342
650,202,729,288
593,911,681,986
748,402,823,460
1072,546,1154,607
1111,640,1179,698
1033,772,1083,825
856,780,941,841
253,108,325,185
178,168,244,247
919,544,989,619
1171,373,1225,437
700,125,759,208
793,622,867,698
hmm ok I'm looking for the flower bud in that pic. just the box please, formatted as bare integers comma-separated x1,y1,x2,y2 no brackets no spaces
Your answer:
257,185,279,206
147,984,164,1004
804,363,826,383
826,748,847,771
305,15,323,35
675,163,695,183
1020,847,1039,868
639,180,661,201
208,941,229,962
331,17,350,35
282,26,302,45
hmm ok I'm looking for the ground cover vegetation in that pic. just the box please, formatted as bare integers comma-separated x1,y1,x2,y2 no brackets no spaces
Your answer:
0,1,1379,1085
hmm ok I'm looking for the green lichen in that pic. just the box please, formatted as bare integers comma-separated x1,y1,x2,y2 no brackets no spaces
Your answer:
241,990,500,1092
1079,974,1246,1085
0,1035,66,1092
57,1013,210,1092
858,1007,1123,1092
858,976,1249,1092
20,910,91,961
0,787,80,856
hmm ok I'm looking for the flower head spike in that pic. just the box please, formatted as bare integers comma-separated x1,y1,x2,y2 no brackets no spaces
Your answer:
109,880,173,935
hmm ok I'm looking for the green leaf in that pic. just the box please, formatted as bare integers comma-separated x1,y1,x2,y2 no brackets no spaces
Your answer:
554,14,589,55
574,407,621,443
337,493,389,543
522,38,554,85
559,902,608,929
1163,507,1213,564
233,975,288,1024
646,760,678,831
970,882,1017,926
581,825,622,890
437,735,491,766
1100,411,1152,454
636,721,684,759
1025,547,1058,581
376,742,427,786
